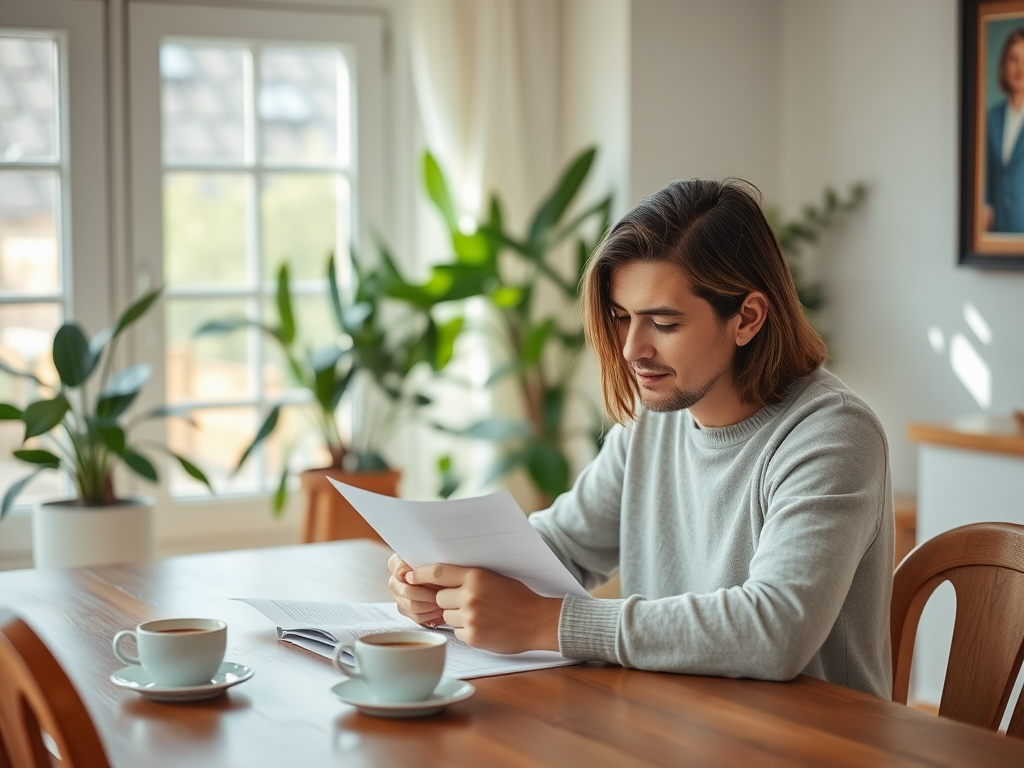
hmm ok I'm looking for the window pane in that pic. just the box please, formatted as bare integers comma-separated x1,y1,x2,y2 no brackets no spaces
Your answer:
263,292,338,397
166,298,254,404
161,43,247,165
0,171,59,293
0,37,58,162
164,172,249,287
167,405,261,496
262,173,346,281
259,47,347,167
0,302,63,507
0,302,60,398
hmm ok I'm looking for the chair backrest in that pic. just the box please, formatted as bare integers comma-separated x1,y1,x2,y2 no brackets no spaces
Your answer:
0,609,110,768
891,522,1024,738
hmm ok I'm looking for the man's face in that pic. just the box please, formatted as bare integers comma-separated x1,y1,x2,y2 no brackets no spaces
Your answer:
609,260,740,417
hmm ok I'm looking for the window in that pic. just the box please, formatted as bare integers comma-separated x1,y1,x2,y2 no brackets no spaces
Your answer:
128,3,388,537
0,0,109,535
160,42,356,499
0,33,66,507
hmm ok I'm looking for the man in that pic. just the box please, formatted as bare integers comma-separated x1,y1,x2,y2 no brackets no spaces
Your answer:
389,178,894,699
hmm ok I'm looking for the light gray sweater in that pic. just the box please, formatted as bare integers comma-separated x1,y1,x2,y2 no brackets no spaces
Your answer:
529,368,894,699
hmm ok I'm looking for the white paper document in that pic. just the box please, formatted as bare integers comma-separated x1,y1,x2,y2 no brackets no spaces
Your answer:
326,478,590,598
236,598,579,679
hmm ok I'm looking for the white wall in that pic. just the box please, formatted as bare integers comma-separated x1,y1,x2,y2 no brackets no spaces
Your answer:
779,0,1024,494
630,0,783,206
629,0,1024,494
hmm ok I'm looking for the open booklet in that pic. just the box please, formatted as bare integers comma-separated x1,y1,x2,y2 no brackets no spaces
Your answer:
236,598,580,680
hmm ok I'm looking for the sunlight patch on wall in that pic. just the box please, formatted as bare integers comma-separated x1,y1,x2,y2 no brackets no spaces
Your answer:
927,325,945,354
949,333,991,409
962,302,993,345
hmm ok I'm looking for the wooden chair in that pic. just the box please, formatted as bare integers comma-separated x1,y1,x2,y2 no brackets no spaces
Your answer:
891,522,1024,738
0,609,110,768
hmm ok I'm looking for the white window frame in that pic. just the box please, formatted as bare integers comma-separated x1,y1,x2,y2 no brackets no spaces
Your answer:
127,1,395,552
0,0,109,567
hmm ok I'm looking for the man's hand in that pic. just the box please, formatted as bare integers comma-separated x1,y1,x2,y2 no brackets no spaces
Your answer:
388,553,445,627
406,563,563,654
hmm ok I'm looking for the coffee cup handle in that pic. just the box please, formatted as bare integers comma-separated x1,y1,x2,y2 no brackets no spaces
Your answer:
331,643,362,679
112,630,141,666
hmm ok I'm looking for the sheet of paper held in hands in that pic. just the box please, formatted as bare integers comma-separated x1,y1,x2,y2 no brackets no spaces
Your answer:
325,478,590,599
237,598,579,679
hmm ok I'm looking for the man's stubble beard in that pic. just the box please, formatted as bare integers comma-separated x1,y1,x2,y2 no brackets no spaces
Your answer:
639,369,725,413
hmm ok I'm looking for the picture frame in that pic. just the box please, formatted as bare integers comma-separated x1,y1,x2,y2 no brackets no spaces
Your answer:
960,0,1024,267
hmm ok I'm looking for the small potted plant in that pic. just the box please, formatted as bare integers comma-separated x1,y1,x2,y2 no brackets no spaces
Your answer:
0,288,212,568
195,250,461,541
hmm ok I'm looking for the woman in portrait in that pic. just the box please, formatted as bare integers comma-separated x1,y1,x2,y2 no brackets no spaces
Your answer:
985,26,1024,233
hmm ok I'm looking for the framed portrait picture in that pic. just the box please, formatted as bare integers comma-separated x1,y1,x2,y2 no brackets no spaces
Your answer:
960,0,1024,267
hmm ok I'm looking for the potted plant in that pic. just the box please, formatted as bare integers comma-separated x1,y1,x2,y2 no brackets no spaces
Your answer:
404,146,613,508
195,251,461,541
0,288,212,568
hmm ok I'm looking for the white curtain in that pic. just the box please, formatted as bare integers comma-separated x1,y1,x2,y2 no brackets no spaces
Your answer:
407,0,565,508
409,0,562,232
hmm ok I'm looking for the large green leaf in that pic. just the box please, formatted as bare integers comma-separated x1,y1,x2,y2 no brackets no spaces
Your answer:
22,396,70,440
330,366,356,410
541,387,566,438
89,421,126,456
523,320,555,366
171,452,213,493
1,469,45,519
13,449,60,468
313,358,339,411
52,323,95,387
457,418,530,441
423,151,458,233
453,231,489,265
103,364,152,398
524,438,570,499
112,287,162,339
194,318,282,343
272,465,289,516
527,147,597,247
275,263,296,346
0,404,22,420
135,404,198,428
328,252,346,333
96,364,151,420
123,448,158,482
234,405,280,472
353,450,389,471
481,450,526,488
433,317,464,371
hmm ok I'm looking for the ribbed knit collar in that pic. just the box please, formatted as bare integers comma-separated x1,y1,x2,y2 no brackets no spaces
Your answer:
682,372,817,449
685,401,785,448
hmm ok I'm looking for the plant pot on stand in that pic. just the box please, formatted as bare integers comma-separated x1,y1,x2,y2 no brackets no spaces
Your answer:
299,468,399,544
33,497,156,569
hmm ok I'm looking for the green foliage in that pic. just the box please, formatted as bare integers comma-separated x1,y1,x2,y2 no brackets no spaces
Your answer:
765,183,868,315
0,289,212,518
414,147,612,503
196,252,460,514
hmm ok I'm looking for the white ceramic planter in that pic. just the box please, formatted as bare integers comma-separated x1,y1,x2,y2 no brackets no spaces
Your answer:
32,497,156,569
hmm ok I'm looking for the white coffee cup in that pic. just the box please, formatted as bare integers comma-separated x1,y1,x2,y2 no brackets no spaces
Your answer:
112,618,227,687
332,630,447,703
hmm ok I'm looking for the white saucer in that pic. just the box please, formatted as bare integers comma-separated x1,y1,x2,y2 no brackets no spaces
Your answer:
331,677,475,718
110,661,254,702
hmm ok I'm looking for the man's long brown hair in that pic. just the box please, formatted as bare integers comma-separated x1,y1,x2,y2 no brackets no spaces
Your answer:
581,178,827,424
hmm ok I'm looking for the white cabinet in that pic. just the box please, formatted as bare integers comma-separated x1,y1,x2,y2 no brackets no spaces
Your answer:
908,417,1024,717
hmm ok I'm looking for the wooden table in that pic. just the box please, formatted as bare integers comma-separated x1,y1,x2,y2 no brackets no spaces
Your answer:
1,541,1022,767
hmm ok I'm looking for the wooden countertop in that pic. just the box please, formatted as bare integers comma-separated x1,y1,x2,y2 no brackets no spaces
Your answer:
907,414,1024,457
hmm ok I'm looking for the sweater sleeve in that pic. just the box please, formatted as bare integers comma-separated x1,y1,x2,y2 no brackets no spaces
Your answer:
527,424,629,590
556,396,890,681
